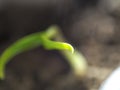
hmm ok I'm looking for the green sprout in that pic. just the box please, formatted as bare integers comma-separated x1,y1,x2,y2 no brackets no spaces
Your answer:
0,25,87,80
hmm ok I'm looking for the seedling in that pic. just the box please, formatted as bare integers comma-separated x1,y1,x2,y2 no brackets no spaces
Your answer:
0,25,87,80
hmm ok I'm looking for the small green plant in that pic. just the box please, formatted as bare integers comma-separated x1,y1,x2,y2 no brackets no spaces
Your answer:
0,25,87,80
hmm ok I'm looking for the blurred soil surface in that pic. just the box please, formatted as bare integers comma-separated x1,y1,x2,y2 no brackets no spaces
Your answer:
0,3,120,90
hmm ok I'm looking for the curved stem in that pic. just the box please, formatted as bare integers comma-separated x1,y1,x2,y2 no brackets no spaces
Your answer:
0,33,42,79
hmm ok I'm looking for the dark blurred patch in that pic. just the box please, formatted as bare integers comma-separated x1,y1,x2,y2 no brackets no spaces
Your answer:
75,0,98,8
0,31,11,44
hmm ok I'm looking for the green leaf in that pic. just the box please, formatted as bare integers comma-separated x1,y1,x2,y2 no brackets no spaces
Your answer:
40,36,74,53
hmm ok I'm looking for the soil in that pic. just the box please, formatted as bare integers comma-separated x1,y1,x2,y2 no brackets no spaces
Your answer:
0,2,120,90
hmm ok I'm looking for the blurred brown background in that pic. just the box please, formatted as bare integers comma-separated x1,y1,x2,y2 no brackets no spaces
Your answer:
0,0,120,90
